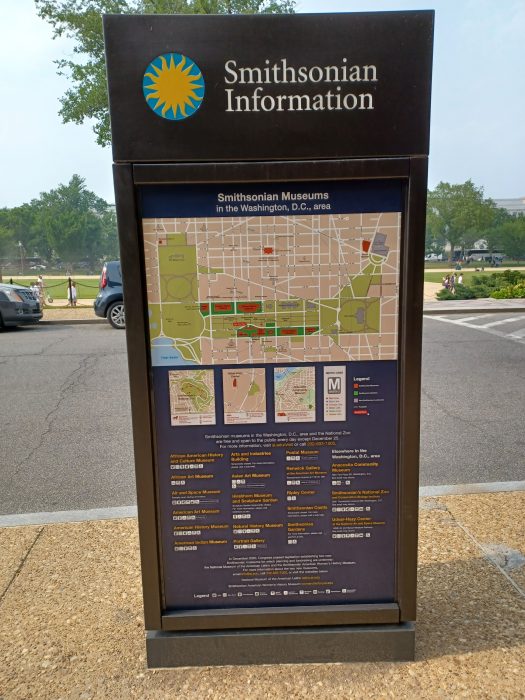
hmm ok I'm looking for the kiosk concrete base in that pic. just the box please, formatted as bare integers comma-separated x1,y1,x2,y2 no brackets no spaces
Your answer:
146,623,415,668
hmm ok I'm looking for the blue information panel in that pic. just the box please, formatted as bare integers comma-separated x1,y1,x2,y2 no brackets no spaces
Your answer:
140,180,403,610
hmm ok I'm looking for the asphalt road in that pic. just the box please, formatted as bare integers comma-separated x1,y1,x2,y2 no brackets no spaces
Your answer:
421,312,525,485
0,317,523,515
0,324,134,515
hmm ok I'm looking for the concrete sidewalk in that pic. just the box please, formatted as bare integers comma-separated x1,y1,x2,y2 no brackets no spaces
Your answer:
424,298,525,315
1,492,524,699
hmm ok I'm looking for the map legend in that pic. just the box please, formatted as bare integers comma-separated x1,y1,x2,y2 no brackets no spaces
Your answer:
352,375,387,416
323,366,347,421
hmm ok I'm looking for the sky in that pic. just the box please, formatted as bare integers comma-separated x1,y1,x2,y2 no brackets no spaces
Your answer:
0,0,523,207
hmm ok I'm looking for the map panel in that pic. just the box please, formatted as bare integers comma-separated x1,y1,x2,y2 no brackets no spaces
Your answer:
169,369,216,426
222,368,267,425
274,366,316,423
143,211,400,366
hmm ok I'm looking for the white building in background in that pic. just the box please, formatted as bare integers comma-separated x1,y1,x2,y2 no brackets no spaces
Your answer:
494,197,525,216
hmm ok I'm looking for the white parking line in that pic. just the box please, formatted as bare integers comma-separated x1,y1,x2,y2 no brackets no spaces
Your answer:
508,326,525,339
482,314,525,328
451,315,494,324
428,314,525,345
452,316,481,323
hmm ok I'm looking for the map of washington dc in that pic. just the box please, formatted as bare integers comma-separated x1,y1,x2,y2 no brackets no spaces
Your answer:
143,212,400,366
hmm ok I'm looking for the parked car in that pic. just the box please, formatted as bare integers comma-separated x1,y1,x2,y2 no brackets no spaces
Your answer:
94,261,125,329
0,283,42,329
424,253,445,261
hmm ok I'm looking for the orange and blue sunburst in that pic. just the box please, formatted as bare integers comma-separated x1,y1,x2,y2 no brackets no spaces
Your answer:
143,53,205,121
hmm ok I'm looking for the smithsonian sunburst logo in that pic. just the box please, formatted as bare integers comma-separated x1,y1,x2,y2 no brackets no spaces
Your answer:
142,53,205,121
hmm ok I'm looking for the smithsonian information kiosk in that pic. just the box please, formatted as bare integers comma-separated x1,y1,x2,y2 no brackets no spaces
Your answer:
103,10,434,667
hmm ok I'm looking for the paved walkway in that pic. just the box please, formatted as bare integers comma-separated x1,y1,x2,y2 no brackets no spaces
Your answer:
0,492,523,698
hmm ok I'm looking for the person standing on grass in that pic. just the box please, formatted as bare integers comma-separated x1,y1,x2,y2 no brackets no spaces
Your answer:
37,275,45,306
68,281,77,307
458,273,463,285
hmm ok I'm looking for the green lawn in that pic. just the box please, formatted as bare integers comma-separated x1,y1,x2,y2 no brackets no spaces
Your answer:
8,276,100,300
424,270,495,285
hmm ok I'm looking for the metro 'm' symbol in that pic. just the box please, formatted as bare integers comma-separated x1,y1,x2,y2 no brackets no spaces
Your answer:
328,377,341,394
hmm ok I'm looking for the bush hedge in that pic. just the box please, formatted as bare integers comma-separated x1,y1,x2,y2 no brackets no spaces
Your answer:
437,270,525,301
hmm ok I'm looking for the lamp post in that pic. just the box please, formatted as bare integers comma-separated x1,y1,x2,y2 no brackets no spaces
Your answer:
18,241,24,275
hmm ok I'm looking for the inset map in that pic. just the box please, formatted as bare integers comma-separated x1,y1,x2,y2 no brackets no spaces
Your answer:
169,369,216,426
222,368,266,425
143,211,400,366
274,366,316,423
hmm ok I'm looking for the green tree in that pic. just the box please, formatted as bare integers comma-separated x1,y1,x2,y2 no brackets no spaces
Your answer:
493,216,525,262
0,203,50,271
1,204,39,256
0,226,14,255
0,224,16,275
36,0,296,147
425,219,446,255
426,180,499,261
98,206,120,260
36,174,116,268
0,211,14,258
482,206,512,252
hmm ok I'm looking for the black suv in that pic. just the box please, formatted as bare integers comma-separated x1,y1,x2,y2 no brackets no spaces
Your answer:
94,261,125,329
0,282,42,329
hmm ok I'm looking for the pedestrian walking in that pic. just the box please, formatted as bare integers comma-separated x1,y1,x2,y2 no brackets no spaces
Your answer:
458,273,463,285
450,273,456,292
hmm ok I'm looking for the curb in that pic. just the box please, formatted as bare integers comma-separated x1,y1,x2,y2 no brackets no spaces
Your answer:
423,304,525,316
2,481,523,527
40,318,106,325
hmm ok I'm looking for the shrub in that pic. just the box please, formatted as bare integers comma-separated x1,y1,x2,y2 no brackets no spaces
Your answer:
491,282,525,299
437,270,525,301
436,284,476,301
436,289,455,300
469,271,525,298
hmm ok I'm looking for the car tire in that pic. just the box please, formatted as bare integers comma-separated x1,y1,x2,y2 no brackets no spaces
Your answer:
0,313,4,331
107,301,125,329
